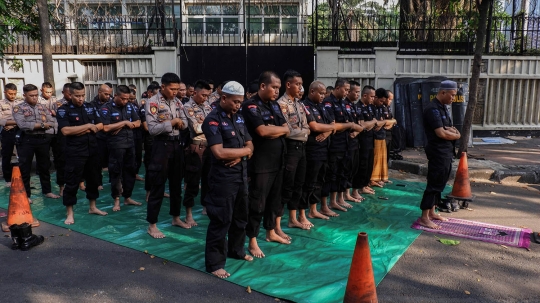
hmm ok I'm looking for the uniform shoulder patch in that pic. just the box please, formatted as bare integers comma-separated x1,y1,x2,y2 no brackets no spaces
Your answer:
13,106,20,113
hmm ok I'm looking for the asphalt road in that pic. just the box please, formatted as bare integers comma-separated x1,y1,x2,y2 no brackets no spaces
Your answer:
1,170,539,303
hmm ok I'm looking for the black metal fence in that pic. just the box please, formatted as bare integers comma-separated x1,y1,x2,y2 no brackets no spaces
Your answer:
3,12,540,55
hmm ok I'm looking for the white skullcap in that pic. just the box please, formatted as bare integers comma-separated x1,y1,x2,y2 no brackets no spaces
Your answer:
221,81,244,96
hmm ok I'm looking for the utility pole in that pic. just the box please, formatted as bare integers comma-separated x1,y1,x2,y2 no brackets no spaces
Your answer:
37,0,55,90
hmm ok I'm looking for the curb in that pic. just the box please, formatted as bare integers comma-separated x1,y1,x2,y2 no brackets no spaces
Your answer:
389,160,539,184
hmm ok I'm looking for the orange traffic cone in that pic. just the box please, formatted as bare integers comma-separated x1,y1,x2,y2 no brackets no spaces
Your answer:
344,232,378,303
447,152,474,201
1,165,39,232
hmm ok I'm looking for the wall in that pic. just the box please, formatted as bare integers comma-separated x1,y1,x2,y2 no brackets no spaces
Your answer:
0,52,167,101
316,47,540,130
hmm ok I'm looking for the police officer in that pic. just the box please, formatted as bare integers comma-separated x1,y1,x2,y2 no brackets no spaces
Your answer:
183,80,212,226
276,70,311,235
177,82,190,104
341,81,362,204
419,80,460,229
128,89,144,181
371,88,397,185
242,71,290,259
57,82,107,225
302,81,337,219
145,72,189,238
57,83,72,106
202,81,254,279
140,84,160,201
321,79,363,214
352,86,378,198
39,81,66,196
89,84,113,187
13,84,60,201
100,85,141,212
0,83,20,187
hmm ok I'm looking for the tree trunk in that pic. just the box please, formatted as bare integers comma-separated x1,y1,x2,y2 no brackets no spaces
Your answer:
457,0,492,158
37,0,55,91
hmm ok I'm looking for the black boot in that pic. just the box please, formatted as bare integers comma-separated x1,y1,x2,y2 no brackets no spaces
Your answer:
8,224,22,250
18,223,44,251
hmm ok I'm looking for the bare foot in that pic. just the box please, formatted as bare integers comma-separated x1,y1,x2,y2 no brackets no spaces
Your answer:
329,201,347,212
361,186,375,194
383,180,393,184
113,198,121,212
6,182,11,188
147,224,165,238
202,206,207,215
163,192,170,198
337,200,353,209
298,216,314,228
275,229,292,241
102,167,108,172
211,268,230,279
44,192,60,199
244,255,254,262
369,181,383,188
266,230,291,244
288,219,310,230
418,217,441,229
320,209,340,217
135,174,145,181
248,239,265,258
89,207,108,216
79,182,86,191
59,186,64,197
430,213,449,222
64,208,74,225
172,217,191,229
345,194,363,203
185,215,198,228
98,185,104,191
124,197,142,206
308,209,330,220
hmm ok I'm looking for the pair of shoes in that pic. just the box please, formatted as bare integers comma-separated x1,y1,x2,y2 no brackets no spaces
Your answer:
9,223,45,251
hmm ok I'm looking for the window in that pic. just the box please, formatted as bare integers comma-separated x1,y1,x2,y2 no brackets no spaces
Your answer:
127,5,176,34
185,4,242,35
246,5,299,34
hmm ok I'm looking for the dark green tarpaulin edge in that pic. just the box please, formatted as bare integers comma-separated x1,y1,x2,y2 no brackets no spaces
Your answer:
1,173,443,303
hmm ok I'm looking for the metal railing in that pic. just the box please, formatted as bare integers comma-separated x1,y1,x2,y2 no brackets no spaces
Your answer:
3,13,540,55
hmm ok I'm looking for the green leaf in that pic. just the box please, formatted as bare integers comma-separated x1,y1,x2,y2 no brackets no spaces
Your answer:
435,236,460,245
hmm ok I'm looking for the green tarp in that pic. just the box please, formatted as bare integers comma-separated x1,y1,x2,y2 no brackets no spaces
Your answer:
0,173,430,303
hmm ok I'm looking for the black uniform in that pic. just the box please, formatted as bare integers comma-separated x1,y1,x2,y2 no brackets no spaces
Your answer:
420,98,454,210
302,98,333,207
100,101,140,200
344,97,360,186
131,101,144,176
353,101,376,189
57,102,102,206
13,101,57,198
89,96,110,184
202,105,251,273
321,94,355,195
139,99,153,191
144,92,188,224
0,98,19,182
242,94,287,238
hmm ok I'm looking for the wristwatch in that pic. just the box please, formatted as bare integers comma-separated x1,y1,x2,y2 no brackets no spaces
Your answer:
40,122,45,129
